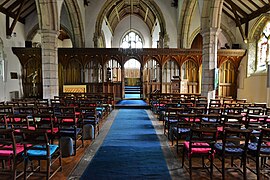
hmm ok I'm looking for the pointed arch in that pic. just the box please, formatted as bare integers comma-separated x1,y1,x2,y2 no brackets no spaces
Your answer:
95,0,166,47
62,0,85,47
36,0,59,31
178,0,197,48
201,0,224,30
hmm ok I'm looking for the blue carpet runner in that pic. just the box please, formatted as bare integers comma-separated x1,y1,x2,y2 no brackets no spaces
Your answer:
116,100,147,105
80,109,171,180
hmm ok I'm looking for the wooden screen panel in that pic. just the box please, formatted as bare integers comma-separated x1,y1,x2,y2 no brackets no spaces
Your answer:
65,59,82,84
218,60,236,98
181,60,199,93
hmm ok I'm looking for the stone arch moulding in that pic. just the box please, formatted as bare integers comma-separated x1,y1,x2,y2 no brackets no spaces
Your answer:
178,0,197,48
61,0,85,47
188,27,201,49
200,0,223,30
249,13,270,41
36,0,59,31
95,0,167,48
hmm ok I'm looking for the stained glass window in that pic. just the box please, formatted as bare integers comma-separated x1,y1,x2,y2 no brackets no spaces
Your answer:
257,22,270,71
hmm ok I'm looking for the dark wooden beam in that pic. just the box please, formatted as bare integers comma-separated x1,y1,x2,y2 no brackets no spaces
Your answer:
258,0,267,5
22,7,35,19
230,1,247,41
238,0,254,13
20,1,35,15
7,1,22,12
0,6,25,23
6,0,27,37
224,0,247,17
245,20,249,42
0,0,10,8
241,4,270,24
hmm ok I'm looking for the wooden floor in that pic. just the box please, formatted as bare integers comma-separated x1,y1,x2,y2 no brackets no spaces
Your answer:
3,110,263,180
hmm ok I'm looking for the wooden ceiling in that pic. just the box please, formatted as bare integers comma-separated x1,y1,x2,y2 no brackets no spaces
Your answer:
0,0,269,41
104,0,157,33
223,0,270,40
0,0,36,37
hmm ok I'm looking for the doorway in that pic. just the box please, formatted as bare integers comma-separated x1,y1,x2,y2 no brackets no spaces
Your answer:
124,58,141,99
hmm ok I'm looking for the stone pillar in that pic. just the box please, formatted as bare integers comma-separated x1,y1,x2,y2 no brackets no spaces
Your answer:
201,28,220,100
40,30,59,100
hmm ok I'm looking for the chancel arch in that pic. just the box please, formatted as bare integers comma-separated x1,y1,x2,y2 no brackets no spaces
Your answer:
124,58,141,86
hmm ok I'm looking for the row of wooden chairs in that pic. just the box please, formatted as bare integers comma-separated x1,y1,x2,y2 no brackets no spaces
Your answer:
175,122,270,179
0,128,62,179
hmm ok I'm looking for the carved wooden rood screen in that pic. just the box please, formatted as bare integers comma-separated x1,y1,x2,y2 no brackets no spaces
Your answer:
12,48,246,99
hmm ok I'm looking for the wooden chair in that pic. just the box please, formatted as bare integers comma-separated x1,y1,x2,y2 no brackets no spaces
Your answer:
213,128,252,180
182,127,217,179
247,128,270,180
21,129,62,179
79,106,99,138
56,107,83,155
172,113,200,153
0,129,24,179
32,113,59,144
0,114,8,129
0,105,14,116
163,107,183,140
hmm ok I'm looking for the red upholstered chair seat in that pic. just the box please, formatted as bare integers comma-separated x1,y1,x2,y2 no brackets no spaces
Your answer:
184,141,212,155
184,117,201,122
0,144,24,156
62,117,79,123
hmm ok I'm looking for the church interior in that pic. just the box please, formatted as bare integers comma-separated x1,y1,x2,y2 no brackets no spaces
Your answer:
1,0,270,179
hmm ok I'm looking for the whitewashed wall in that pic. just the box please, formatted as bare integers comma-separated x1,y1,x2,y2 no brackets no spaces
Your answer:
0,14,25,101
112,15,151,48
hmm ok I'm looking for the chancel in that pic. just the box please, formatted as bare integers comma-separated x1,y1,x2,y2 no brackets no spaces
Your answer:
0,0,270,179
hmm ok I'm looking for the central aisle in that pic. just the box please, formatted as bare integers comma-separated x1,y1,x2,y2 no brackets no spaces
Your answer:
80,109,171,179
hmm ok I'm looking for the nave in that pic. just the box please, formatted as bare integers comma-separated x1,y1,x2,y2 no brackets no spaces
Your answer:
0,97,267,180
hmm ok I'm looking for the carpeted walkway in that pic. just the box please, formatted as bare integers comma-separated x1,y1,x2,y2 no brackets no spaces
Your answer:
80,109,171,180
116,99,147,105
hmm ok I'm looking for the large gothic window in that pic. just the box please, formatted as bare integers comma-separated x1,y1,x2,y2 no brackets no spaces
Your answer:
121,31,143,48
257,21,270,71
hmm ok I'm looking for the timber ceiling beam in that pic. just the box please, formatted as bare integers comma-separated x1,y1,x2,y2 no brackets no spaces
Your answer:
130,0,133,14
229,0,247,41
241,4,270,24
259,0,267,5
247,0,260,9
238,0,253,12
144,7,149,22
115,7,120,22
6,0,27,37
225,0,247,17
